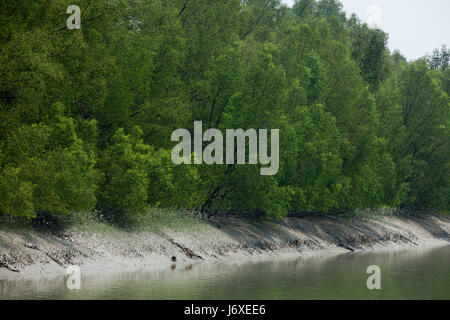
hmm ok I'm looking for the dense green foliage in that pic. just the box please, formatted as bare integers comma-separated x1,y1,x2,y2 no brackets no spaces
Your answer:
0,0,448,222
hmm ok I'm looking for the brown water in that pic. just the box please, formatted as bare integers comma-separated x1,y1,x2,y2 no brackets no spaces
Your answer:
1,245,449,300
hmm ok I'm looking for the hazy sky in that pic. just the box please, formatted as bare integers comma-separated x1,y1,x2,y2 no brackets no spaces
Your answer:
282,0,450,61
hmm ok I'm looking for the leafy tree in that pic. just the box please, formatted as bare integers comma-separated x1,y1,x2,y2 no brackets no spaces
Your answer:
0,0,448,223
0,112,98,218
96,127,150,220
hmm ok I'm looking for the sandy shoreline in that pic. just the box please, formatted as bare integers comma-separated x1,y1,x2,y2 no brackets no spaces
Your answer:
1,213,449,280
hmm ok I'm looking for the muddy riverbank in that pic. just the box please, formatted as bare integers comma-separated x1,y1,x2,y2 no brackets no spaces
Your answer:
1,213,449,280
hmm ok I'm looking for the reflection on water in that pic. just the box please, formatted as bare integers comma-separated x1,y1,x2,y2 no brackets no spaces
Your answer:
1,245,449,300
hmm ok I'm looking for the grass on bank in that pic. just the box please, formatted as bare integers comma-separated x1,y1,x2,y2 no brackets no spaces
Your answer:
0,206,447,235
0,207,207,235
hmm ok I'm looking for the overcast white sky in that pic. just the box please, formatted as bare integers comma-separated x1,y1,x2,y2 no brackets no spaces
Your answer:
282,0,450,61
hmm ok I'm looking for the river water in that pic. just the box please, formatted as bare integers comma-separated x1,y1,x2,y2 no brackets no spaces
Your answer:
1,245,449,300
